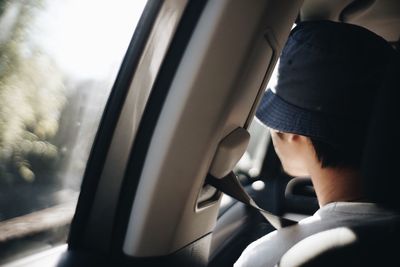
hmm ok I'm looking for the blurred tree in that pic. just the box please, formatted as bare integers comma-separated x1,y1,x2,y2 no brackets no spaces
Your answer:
0,0,65,185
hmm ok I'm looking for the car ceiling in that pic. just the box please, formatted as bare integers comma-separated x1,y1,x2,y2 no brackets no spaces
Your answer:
301,0,400,42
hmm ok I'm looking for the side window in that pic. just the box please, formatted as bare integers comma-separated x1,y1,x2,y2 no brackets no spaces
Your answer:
234,60,279,179
0,0,147,264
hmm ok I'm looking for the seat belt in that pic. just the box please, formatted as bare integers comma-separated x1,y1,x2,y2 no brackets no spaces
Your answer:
207,171,297,230
208,127,297,229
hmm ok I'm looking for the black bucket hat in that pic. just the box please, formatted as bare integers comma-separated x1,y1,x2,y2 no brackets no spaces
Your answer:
256,20,395,146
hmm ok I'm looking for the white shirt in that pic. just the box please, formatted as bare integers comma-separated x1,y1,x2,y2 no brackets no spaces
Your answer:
234,202,398,267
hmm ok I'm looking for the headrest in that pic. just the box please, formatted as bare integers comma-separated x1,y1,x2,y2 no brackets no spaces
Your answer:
362,53,400,210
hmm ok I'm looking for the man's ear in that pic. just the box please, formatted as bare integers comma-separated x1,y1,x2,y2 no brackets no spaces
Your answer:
277,132,301,142
273,130,308,145
285,133,310,147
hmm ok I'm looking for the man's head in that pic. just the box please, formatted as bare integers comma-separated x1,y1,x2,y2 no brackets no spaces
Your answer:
256,21,396,176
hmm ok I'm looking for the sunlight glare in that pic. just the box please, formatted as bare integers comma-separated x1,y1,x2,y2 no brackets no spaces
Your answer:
33,0,147,79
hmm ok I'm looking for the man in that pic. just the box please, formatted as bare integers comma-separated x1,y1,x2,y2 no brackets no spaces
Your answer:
235,21,399,266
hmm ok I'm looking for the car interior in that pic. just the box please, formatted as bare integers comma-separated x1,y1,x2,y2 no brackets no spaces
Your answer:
1,0,399,266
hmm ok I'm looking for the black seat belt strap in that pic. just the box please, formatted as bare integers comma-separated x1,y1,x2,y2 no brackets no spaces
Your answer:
207,171,297,229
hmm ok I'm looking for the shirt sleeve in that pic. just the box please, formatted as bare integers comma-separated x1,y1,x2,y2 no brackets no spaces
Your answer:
234,230,278,267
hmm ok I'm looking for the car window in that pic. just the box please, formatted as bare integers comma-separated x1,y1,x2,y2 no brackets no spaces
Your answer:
234,60,279,179
0,0,147,264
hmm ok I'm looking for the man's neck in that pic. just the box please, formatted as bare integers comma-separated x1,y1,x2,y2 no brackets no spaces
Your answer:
309,165,366,207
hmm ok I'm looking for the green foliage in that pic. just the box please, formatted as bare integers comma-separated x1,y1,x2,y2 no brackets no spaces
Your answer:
0,0,65,184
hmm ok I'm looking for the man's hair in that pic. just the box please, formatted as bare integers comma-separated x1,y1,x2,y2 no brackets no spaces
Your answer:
310,137,364,168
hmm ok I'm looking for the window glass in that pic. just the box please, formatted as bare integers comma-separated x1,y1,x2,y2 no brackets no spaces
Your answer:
220,62,280,212
234,61,279,179
0,0,147,263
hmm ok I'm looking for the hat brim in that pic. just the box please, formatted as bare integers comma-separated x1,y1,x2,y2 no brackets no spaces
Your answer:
256,90,356,145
